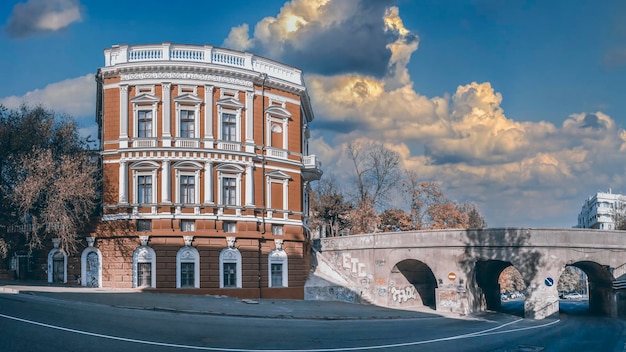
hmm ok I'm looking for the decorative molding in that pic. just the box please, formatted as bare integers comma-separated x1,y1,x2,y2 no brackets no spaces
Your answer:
183,235,194,246
139,236,150,246
274,239,283,251
227,236,236,248
85,237,95,247
121,73,253,87
52,238,61,249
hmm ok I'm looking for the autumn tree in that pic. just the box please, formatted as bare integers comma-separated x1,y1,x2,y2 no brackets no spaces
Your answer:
610,195,626,230
499,266,526,293
0,104,99,256
378,208,413,232
403,171,487,230
308,176,352,237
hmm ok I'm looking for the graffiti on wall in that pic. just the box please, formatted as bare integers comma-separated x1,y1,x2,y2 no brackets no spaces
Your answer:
391,286,417,303
342,253,367,277
438,290,461,308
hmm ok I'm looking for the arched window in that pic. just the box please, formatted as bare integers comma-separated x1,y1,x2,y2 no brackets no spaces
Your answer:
81,246,102,288
268,239,288,288
47,246,67,284
132,237,156,288
176,236,199,288
219,237,242,288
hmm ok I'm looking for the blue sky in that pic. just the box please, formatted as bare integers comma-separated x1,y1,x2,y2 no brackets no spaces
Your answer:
1,0,626,228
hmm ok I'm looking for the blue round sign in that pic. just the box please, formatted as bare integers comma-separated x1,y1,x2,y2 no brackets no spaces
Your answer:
544,277,554,287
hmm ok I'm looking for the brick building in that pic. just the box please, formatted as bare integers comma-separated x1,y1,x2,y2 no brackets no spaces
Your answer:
37,43,322,298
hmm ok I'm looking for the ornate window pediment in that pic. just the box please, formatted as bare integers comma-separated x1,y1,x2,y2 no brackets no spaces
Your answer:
173,94,203,105
131,93,160,104
216,97,244,109
130,161,160,170
216,163,244,173
266,170,291,180
265,105,291,119
173,161,203,170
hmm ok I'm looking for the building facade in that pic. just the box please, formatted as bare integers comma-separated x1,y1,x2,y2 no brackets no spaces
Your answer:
44,43,322,298
575,189,624,230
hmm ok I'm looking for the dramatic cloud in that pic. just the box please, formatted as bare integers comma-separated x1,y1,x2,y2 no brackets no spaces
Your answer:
223,0,397,77
5,0,83,38
228,0,626,227
0,74,95,125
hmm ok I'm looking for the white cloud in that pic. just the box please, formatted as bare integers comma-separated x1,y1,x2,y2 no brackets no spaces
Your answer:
0,74,95,122
5,0,83,38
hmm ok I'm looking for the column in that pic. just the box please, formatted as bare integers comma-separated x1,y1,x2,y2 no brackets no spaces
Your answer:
204,161,213,204
245,91,255,152
119,161,128,204
119,85,129,148
161,160,171,203
204,85,214,148
162,83,172,147
245,163,254,206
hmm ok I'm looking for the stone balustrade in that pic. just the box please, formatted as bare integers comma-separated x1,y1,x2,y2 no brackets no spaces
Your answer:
104,43,303,85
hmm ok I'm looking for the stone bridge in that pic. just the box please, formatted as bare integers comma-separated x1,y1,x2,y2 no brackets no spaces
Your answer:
304,228,626,319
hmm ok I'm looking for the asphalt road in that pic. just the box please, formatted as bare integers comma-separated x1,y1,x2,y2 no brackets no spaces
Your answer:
0,293,624,352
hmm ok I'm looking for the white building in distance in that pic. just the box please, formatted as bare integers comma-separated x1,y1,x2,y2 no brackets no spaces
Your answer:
575,189,625,230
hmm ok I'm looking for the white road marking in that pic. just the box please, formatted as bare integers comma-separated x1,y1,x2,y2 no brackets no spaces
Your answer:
0,312,560,352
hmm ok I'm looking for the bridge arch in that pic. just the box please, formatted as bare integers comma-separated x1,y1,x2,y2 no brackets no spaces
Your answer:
559,261,613,315
475,260,527,313
389,259,438,309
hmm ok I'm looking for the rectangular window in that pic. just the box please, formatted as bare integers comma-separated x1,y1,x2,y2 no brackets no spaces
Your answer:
138,110,153,138
222,177,236,205
137,263,151,287
180,175,195,203
223,262,236,288
222,113,236,141
223,221,236,233
180,110,195,138
137,175,152,203
271,263,283,287
137,219,152,232
181,220,195,232
272,224,283,236
180,262,195,288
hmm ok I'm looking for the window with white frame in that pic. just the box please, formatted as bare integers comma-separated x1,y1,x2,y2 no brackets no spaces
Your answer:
223,221,236,233
180,175,195,203
137,110,153,138
181,220,195,232
132,244,156,288
216,93,243,143
264,105,291,149
131,161,159,205
222,177,236,205
219,240,241,288
180,109,195,138
272,224,283,236
216,164,243,207
137,175,152,203
268,240,288,288
130,91,159,139
173,94,202,139
176,246,200,288
221,112,236,141
174,161,202,205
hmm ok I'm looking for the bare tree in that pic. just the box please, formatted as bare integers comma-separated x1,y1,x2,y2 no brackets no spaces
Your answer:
0,104,98,256
346,141,401,209
308,177,352,237
610,195,626,230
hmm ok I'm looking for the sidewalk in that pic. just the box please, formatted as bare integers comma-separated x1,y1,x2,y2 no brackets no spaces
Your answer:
0,280,456,320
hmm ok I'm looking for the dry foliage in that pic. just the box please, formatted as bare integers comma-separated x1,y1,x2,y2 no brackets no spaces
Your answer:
12,147,98,254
